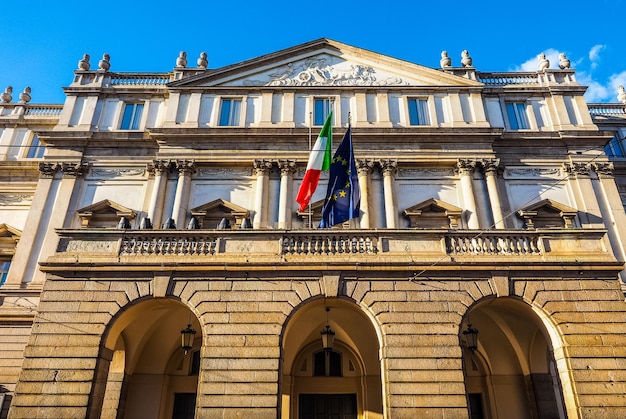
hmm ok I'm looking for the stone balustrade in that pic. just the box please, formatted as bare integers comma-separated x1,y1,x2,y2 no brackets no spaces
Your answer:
24,105,64,117
47,229,614,270
588,103,626,117
108,73,173,86
477,72,539,86
446,232,542,255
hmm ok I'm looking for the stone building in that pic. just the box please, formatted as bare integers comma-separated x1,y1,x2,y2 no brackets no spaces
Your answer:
2,39,626,418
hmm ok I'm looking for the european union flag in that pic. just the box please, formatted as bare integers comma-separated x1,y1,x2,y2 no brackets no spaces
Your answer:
319,127,360,228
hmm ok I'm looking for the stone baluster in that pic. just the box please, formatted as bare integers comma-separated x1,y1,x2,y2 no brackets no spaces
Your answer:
480,159,505,229
171,160,195,229
253,159,273,229
277,159,297,229
356,159,375,228
380,159,398,228
457,159,479,229
147,160,172,228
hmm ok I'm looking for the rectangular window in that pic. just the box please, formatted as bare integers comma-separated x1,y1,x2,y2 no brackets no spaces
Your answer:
605,133,626,157
314,98,332,126
0,261,10,286
120,103,144,130
218,99,242,126
506,102,530,130
26,134,45,158
408,98,430,126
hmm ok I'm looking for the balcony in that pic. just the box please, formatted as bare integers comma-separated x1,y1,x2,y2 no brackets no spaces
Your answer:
43,228,617,274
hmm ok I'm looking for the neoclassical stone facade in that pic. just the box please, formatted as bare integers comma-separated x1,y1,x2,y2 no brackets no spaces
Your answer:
2,39,626,419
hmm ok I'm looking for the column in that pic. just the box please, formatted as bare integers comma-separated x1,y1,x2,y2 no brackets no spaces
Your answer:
481,159,505,229
591,162,626,283
171,160,195,229
147,160,172,228
356,159,375,228
380,159,398,229
277,160,296,229
457,159,479,229
253,159,273,229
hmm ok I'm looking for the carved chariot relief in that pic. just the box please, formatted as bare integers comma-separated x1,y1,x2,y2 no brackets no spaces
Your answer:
240,55,408,87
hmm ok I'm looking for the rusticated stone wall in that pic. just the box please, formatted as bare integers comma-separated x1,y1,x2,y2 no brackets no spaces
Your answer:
8,268,626,419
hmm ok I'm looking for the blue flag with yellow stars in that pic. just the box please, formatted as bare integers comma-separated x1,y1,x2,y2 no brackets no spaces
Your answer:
319,126,360,228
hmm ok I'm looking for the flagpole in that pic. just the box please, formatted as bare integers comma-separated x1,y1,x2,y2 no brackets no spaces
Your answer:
307,111,312,228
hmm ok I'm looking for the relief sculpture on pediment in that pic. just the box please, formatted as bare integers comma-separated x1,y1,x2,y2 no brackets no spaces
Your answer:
243,55,407,87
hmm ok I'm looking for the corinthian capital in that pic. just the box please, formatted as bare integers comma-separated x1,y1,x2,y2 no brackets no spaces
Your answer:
176,159,196,175
253,159,273,175
379,159,398,175
593,162,614,178
38,162,60,177
564,162,591,178
478,158,502,175
278,159,297,175
356,159,375,176
61,162,89,177
456,159,477,175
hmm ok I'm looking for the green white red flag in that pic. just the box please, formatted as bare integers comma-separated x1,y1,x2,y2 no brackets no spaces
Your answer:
296,111,333,212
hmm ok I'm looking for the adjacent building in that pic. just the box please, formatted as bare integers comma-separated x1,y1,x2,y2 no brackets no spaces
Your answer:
2,39,626,418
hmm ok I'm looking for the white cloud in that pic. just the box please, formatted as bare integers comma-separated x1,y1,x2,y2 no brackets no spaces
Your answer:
609,70,626,92
578,71,610,102
514,49,561,71
588,44,606,69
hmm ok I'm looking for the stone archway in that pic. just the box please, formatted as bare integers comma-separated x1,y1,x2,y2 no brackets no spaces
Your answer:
280,298,383,419
461,297,567,419
93,298,202,419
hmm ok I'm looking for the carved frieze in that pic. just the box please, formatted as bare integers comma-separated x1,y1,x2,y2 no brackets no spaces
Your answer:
241,55,408,87
196,168,254,178
503,167,562,179
0,194,33,205
397,168,456,178
91,168,146,178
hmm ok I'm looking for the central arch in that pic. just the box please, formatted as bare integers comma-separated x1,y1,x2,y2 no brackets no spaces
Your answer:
280,298,383,419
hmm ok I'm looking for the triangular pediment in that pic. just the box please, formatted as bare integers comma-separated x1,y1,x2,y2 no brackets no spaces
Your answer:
170,38,482,89
190,199,249,217
517,199,578,229
404,198,463,229
518,199,577,216
77,199,136,218
0,224,21,256
77,199,136,228
404,198,463,215
190,199,250,229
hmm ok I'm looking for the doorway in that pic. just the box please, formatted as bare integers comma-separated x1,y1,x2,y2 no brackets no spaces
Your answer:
299,394,357,419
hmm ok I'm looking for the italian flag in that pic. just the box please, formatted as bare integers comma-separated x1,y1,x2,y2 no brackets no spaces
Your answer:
296,111,333,212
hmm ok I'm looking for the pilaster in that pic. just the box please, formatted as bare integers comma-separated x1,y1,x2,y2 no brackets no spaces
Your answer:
479,159,505,229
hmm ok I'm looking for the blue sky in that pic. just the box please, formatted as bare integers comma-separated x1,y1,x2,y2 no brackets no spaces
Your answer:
1,0,625,104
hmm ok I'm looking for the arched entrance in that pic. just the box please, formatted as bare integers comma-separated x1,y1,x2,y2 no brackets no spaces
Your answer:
280,299,383,419
93,298,202,419
461,297,567,419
